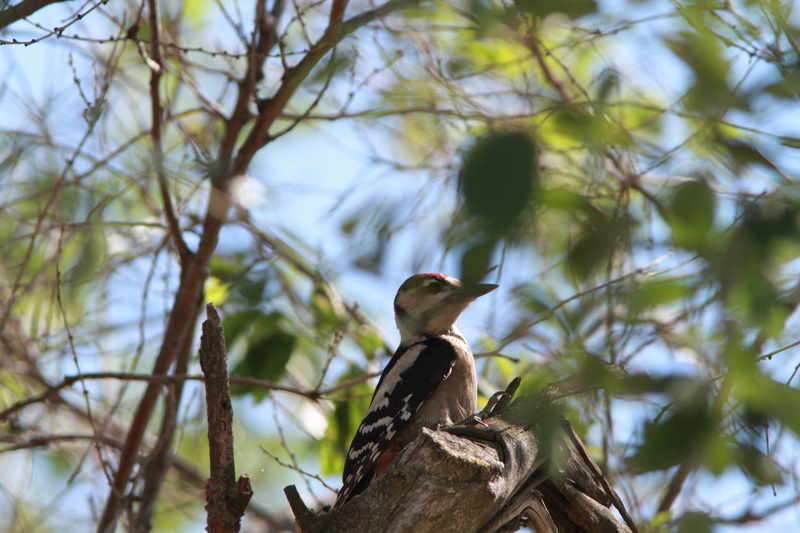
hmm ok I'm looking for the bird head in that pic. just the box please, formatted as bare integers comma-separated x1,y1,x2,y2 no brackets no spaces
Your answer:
393,273,497,343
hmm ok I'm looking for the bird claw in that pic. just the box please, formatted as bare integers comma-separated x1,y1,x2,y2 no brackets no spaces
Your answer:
476,390,511,420
461,391,512,428
469,414,490,427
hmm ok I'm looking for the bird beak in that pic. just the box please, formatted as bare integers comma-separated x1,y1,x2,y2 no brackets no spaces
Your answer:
461,283,498,300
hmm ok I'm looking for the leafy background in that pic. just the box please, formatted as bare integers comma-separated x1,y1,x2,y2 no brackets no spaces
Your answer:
1,0,800,530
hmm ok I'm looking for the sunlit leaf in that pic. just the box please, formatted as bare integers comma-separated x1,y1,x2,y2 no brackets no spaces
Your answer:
204,276,230,305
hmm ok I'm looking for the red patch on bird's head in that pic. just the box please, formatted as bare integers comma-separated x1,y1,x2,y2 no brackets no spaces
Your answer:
421,273,445,278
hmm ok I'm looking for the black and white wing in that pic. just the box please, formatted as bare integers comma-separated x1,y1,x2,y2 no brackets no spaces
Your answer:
334,337,458,508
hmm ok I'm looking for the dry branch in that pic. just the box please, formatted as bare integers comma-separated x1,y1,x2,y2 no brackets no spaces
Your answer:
200,303,253,533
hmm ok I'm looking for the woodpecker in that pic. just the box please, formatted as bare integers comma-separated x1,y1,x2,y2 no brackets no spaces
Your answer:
334,273,497,509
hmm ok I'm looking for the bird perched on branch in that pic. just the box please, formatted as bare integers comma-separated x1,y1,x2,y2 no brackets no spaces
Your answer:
334,273,497,509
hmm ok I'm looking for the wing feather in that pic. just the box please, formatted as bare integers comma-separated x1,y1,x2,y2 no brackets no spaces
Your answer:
334,338,458,508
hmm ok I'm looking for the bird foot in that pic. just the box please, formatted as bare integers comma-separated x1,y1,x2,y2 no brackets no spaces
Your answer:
469,414,490,427
475,390,512,420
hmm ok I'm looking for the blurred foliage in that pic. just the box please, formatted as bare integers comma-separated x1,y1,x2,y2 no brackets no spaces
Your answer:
2,0,800,530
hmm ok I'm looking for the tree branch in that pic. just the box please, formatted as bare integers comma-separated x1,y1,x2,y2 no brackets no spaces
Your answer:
200,303,253,532
97,1,421,529
0,0,70,31
140,0,191,266
0,370,382,424
134,296,204,531
231,0,420,176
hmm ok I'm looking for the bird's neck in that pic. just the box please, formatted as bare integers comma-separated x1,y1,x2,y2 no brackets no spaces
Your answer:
398,323,463,347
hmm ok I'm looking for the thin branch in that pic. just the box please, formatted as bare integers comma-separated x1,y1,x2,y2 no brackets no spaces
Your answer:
0,370,384,424
54,226,112,485
134,297,204,530
0,0,70,31
215,0,285,177
756,338,800,362
231,0,421,176
141,0,190,265
497,252,675,350
260,444,338,493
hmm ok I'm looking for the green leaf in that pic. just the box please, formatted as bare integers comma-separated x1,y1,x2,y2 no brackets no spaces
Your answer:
567,213,632,280
236,277,267,305
762,71,800,100
779,136,800,149
628,383,711,472
230,312,297,399
210,255,244,282
539,188,588,211
718,138,774,173
736,370,800,438
311,287,339,331
355,328,384,357
629,279,693,314
221,309,263,345
676,512,714,533
736,443,783,486
550,106,632,147
665,179,715,250
667,31,745,112
720,200,800,334
309,50,354,85
460,131,536,233
460,240,496,287
319,378,373,476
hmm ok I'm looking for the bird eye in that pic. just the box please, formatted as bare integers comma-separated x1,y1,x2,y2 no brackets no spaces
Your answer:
427,281,443,294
